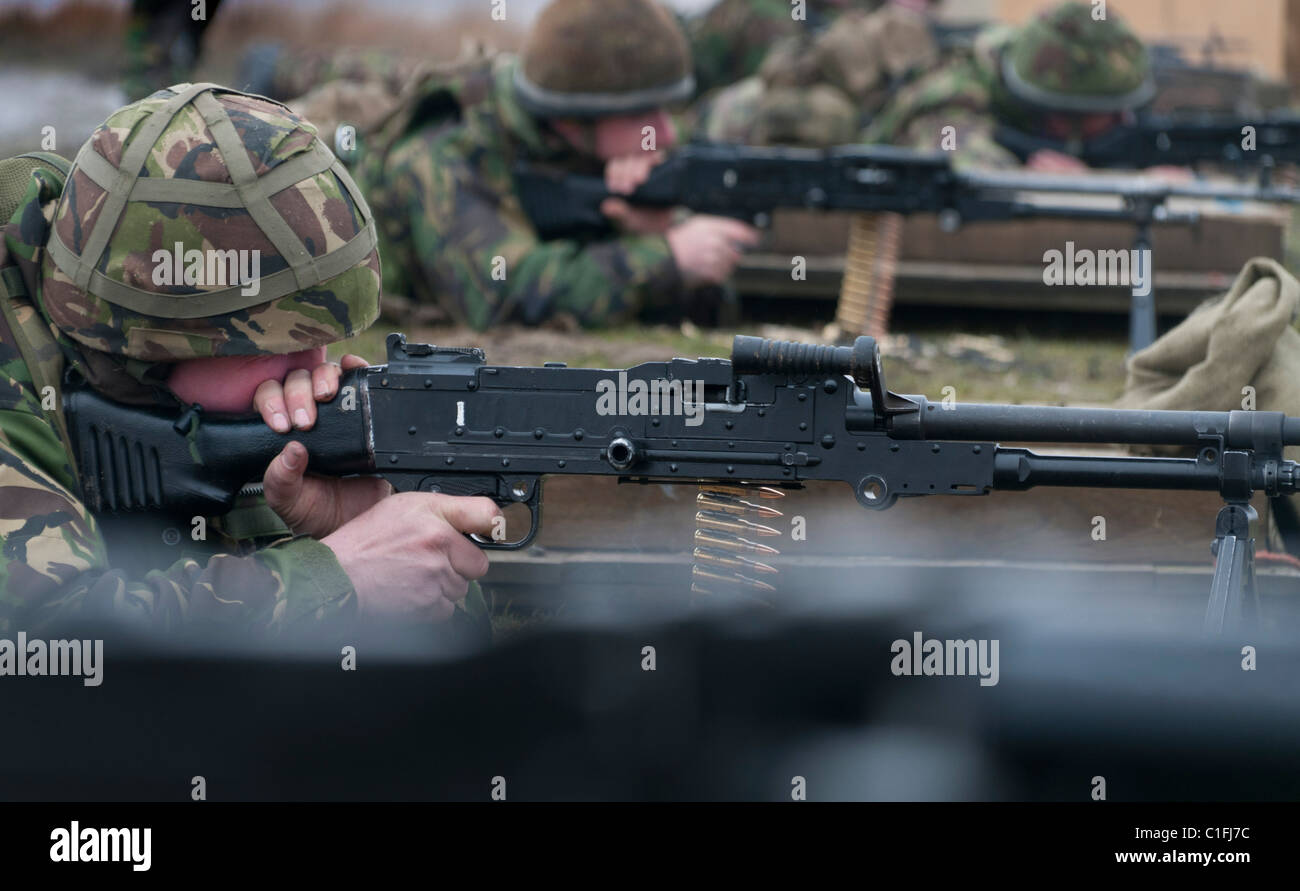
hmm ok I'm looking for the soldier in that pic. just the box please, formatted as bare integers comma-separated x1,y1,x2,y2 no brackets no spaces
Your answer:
700,0,940,147
863,1,1156,170
358,0,760,331
0,84,499,637
687,0,883,98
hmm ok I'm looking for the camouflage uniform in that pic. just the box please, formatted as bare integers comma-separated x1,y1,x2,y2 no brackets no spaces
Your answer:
688,0,882,98
862,23,1023,167
358,0,698,331
256,47,422,106
0,84,380,636
864,1,1155,168
701,1,939,147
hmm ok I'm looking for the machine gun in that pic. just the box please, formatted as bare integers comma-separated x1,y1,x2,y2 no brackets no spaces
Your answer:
994,110,1300,177
67,333,1300,634
514,143,1300,351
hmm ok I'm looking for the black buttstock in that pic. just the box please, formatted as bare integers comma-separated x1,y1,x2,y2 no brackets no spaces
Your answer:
514,163,616,240
65,379,373,518
514,155,691,240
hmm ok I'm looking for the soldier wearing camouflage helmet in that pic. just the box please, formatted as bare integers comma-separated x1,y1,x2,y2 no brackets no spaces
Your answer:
0,84,499,637
357,0,759,331
864,1,1155,170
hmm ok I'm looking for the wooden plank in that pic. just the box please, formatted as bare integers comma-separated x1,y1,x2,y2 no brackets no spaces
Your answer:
735,207,1284,303
496,475,1269,564
734,256,1233,313
762,208,1285,271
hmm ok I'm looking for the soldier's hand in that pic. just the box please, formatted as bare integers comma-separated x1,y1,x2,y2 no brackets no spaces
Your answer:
600,197,675,234
263,441,392,539
600,152,675,233
666,216,761,288
605,152,662,195
1025,149,1090,174
254,353,370,433
321,494,501,622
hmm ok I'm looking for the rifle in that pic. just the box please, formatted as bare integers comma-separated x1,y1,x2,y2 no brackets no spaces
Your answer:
514,143,1300,351
993,111,1300,176
67,332,1300,634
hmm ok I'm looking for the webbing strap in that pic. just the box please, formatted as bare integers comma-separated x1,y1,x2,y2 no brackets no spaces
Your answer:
192,90,320,292
123,141,337,205
69,82,213,291
1,265,25,299
45,221,376,318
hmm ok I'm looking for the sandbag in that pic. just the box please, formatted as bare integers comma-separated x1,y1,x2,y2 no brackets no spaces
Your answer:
1117,256,1300,460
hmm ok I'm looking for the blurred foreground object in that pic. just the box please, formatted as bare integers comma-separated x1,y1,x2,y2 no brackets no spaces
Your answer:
5,612,1300,800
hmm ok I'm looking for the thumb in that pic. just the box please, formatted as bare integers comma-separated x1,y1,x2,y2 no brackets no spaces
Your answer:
600,197,632,223
264,441,308,517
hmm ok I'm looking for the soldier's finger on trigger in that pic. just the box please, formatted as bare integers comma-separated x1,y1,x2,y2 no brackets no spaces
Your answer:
284,368,315,429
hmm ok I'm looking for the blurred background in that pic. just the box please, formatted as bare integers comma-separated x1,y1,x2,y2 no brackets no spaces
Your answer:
5,0,1299,158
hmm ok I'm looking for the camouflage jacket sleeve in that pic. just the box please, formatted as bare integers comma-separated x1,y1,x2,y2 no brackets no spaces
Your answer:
369,130,684,331
864,108,1020,170
862,59,1020,170
0,372,357,636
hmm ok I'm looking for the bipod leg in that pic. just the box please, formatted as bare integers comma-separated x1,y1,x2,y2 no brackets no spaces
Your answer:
1204,503,1260,635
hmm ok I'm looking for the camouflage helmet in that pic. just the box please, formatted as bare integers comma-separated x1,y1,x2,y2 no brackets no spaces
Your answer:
1001,1,1154,114
42,82,381,362
514,0,694,118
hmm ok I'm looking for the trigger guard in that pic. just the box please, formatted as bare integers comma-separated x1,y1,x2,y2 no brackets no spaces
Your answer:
467,494,541,550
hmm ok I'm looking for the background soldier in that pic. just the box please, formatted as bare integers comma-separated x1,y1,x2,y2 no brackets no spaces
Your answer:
0,85,498,637
687,0,884,98
700,0,941,147
864,0,1156,170
357,0,760,331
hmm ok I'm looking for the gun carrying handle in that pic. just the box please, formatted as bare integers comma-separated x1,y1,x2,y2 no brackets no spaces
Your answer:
731,334,881,388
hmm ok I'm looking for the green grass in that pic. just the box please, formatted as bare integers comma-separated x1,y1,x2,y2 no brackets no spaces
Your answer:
486,595,564,642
